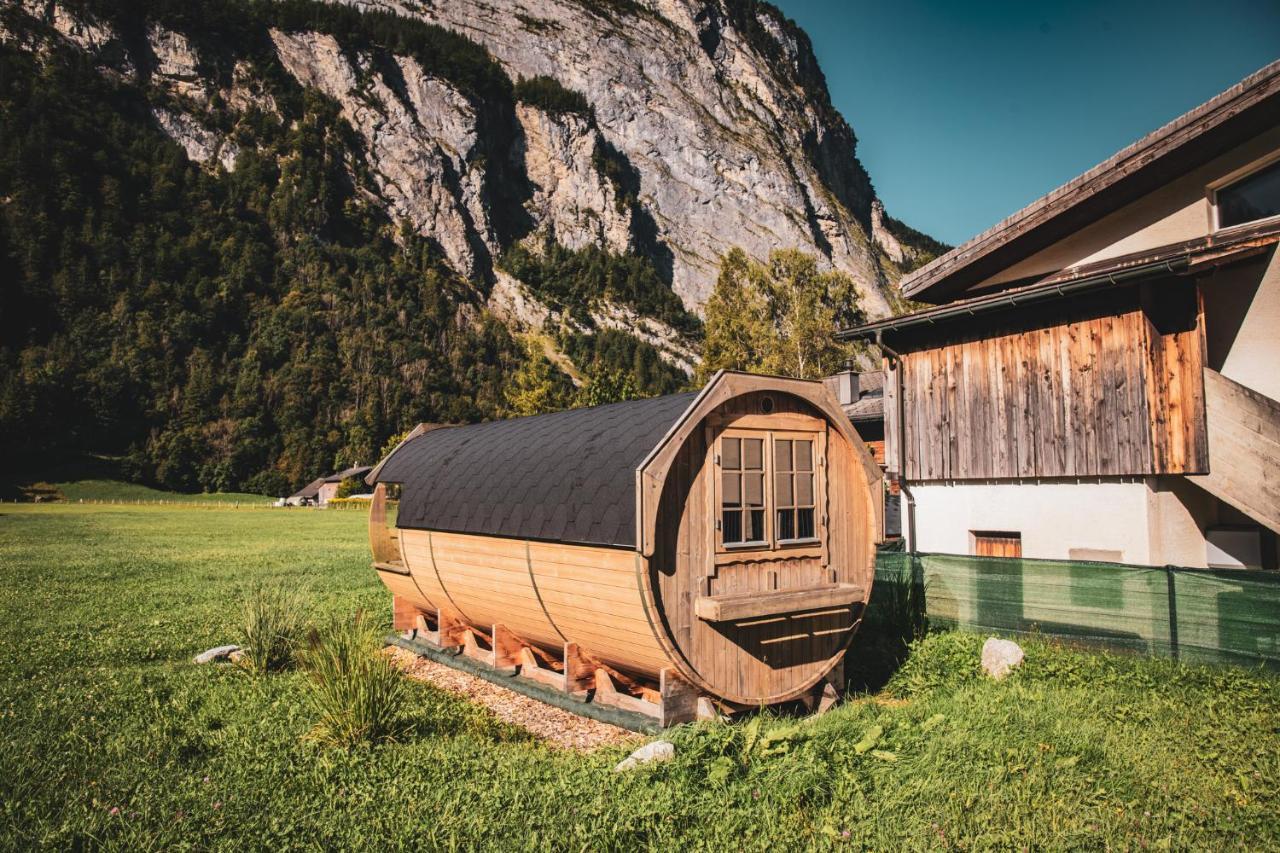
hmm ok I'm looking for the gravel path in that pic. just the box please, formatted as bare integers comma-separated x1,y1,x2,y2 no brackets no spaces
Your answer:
386,647,641,751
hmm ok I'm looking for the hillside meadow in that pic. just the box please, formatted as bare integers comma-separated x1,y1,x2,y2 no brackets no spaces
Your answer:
1,502,1277,849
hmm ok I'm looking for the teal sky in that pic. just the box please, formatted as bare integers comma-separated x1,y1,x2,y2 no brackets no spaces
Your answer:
771,0,1280,246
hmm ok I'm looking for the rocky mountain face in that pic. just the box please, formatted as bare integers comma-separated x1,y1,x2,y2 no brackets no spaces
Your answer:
0,0,939,493
11,0,934,333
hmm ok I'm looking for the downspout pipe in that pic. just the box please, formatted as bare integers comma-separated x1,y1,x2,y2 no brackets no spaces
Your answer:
875,330,917,556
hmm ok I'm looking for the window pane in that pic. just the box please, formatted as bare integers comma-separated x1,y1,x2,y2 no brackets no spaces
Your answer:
795,440,813,472
774,439,792,472
722,437,740,470
775,471,793,506
748,509,765,541
797,508,815,539
744,472,764,505
1219,159,1280,228
777,508,795,540
723,510,742,543
796,472,813,506
744,438,763,470
722,472,740,506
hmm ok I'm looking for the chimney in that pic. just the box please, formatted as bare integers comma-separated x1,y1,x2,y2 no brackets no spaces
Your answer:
823,360,859,407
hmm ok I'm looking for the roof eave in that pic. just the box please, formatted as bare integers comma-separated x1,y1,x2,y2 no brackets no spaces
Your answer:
901,59,1280,303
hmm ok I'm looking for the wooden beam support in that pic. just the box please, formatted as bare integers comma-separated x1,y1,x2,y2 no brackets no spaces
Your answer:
592,668,660,719
437,608,468,649
659,668,700,727
517,646,566,691
461,629,495,667
491,624,524,673
563,642,598,698
411,613,441,647
392,594,421,633
696,697,721,721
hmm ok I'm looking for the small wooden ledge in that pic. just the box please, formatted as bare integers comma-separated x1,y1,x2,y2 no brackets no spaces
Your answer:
373,560,411,576
694,583,865,622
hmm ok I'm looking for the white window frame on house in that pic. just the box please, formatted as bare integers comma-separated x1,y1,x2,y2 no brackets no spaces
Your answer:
1206,148,1280,234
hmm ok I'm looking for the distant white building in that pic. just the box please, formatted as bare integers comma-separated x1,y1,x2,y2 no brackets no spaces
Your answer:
285,464,372,507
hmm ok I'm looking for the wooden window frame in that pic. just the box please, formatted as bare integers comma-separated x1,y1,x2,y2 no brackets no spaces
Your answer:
716,430,771,550
1206,148,1280,234
711,426,827,564
971,530,1023,559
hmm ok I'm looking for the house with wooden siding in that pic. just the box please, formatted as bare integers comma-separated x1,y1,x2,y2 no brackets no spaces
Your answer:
839,60,1280,569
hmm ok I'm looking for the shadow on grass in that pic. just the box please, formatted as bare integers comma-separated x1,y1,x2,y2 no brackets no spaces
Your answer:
1,451,131,501
845,549,926,695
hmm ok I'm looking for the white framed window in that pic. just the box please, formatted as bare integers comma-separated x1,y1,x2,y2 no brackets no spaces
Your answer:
1208,150,1280,232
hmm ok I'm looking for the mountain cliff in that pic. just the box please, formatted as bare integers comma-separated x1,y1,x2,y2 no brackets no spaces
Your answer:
0,0,941,494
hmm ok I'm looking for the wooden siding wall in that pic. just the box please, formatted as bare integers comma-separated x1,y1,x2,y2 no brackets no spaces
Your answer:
885,280,1209,481
398,529,670,678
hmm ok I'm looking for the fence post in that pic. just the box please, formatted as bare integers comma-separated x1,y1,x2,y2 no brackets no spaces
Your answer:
1166,566,1179,660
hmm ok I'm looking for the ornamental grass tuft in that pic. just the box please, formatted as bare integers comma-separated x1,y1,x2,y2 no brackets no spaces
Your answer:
237,582,309,674
299,610,408,748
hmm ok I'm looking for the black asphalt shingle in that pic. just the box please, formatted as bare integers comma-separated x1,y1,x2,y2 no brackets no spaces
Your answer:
374,392,699,548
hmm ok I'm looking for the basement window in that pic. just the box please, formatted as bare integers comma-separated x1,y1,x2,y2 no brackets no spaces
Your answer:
1212,155,1280,230
972,531,1022,558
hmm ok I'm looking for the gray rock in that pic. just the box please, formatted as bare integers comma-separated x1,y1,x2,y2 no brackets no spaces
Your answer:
194,644,242,664
613,739,675,772
981,637,1025,680
22,0,934,377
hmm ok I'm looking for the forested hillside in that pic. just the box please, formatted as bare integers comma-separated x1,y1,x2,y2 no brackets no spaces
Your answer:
0,0,940,495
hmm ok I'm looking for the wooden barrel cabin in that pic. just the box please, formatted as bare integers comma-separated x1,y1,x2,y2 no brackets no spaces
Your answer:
367,371,883,723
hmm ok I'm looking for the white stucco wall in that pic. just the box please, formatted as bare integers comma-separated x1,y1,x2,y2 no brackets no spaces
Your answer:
973,127,1280,290
909,478,1211,566
1217,249,1280,403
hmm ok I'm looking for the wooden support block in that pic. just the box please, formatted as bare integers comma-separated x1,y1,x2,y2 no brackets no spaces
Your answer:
815,658,844,715
437,608,468,649
816,681,840,715
696,697,720,721
392,595,420,632
491,624,523,673
593,669,660,719
462,629,495,667
659,668,700,727
563,642,597,698
412,613,441,647
517,646,566,691
526,642,564,672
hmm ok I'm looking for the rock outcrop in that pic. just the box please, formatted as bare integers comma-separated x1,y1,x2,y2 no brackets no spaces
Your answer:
334,0,900,315
10,0,944,377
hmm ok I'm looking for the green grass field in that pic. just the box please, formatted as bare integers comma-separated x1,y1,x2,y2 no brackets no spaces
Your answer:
1,504,1277,849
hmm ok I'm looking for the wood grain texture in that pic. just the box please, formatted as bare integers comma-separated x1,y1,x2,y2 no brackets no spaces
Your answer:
1189,367,1280,532
372,373,879,706
647,390,873,705
893,280,1208,481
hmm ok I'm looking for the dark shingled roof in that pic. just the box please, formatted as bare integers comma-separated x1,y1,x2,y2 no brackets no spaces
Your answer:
374,392,700,548
290,477,326,500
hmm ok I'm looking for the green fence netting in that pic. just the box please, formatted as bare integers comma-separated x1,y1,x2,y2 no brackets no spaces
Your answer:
872,550,1280,669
